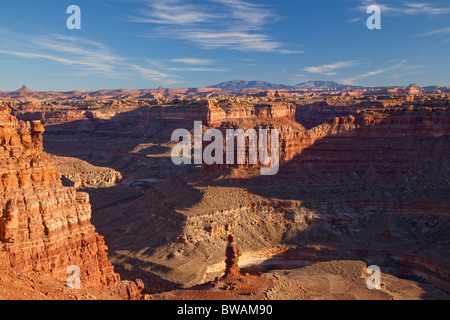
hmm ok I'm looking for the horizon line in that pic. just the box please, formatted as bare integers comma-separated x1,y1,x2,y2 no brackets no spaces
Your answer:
2,81,449,93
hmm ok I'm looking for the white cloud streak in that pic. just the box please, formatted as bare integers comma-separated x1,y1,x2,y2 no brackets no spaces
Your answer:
340,60,407,85
167,67,228,71
170,58,217,65
358,1,450,16
128,0,216,25
130,0,301,53
304,60,360,76
0,27,174,84
416,27,450,37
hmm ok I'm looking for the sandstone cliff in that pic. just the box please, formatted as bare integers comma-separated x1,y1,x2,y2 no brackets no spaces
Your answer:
0,106,141,299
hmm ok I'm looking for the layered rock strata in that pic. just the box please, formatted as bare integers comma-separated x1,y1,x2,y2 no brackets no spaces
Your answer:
0,106,141,299
4,97,449,298
223,234,242,279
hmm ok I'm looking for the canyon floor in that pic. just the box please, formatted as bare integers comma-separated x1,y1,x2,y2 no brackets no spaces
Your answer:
1,91,449,300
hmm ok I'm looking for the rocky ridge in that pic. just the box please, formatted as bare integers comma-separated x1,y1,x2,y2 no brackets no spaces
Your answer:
0,106,142,299
1,93,449,300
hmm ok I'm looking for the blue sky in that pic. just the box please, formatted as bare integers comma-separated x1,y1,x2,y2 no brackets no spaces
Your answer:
0,0,449,91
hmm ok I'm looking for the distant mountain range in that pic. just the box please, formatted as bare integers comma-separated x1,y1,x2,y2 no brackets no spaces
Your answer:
208,80,288,91
294,81,364,90
1,82,448,101
209,80,365,91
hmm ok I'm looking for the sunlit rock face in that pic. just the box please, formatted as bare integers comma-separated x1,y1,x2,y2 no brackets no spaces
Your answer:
0,106,120,288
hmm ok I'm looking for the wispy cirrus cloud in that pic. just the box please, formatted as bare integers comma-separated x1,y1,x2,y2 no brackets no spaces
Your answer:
170,57,217,65
304,60,360,76
416,27,450,37
0,29,124,75
348,17,363,24
129,0,301,53
415,26,450,46
340,60,407,85
128,0,216,25
165,29,299,53
388,70,423,81
146,56,228,72
414,27,450,46
211,0,278,29
358,1,450,16
31,35,127,75
0,27,174,84
130,64,175,82
167,67,228,72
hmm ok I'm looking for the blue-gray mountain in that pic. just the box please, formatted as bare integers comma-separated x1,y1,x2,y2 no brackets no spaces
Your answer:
209,80,364,91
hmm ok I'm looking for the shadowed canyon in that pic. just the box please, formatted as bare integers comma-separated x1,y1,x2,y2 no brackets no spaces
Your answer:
1,86,449,300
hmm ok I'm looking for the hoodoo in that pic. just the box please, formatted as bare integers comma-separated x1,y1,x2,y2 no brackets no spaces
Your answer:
223,234,242,279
